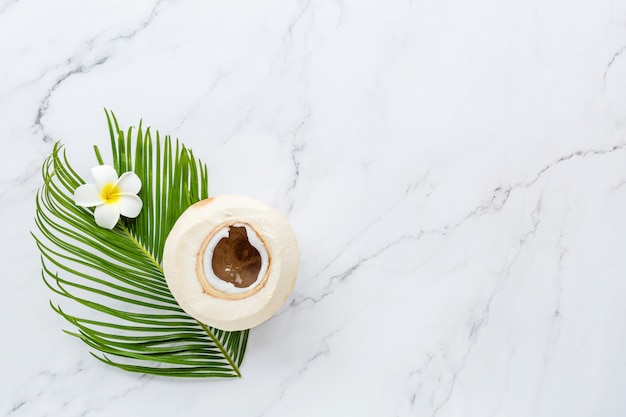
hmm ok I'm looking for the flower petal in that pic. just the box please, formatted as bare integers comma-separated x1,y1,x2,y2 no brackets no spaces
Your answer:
94,203,120,229
73,184,103,207
116,172,142,195
91,165,118,189
118,194,143,218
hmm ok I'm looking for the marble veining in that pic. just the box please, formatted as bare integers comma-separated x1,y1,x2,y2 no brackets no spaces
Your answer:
2,0,626,416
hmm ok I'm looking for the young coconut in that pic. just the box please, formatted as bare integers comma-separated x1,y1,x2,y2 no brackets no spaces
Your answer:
162,195,299,331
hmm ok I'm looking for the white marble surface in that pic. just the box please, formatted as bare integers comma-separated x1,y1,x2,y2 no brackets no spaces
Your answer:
2,0,626,415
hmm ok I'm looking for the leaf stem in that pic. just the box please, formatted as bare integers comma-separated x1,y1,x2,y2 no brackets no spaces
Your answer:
197,321,242,378
119,222,163,273
118,221,241,377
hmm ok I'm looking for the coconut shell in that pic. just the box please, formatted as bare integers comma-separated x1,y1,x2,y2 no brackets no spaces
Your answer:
162,195,299,331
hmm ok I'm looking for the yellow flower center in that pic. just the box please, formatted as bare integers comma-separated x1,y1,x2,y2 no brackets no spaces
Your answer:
101,183,121,204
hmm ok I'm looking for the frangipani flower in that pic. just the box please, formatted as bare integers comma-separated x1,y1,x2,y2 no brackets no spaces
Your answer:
74,165,143,229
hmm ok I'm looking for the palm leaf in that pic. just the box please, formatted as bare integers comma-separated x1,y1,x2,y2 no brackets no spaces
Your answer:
33,110,248,378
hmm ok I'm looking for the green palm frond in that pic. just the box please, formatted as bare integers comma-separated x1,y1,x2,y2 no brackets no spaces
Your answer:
33,110,248,378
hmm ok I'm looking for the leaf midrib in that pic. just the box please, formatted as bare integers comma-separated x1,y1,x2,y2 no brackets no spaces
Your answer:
118,223,242,377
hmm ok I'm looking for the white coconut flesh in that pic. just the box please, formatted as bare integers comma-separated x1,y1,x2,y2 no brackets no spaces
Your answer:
162,195,299,331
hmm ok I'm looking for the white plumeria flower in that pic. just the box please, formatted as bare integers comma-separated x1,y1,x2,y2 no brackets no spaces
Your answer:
73,165,143,229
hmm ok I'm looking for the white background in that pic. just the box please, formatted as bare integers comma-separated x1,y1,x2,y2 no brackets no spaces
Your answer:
1,0,626,416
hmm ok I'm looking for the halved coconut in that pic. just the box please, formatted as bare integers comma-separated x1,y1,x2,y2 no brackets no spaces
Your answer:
162,195,299,331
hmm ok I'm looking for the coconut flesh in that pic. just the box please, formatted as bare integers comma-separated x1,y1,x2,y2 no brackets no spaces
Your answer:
162,195,299,331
